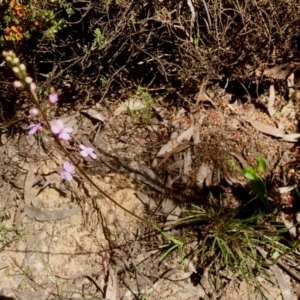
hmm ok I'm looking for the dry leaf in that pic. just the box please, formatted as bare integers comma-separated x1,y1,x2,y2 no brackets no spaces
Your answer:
287,73,295,97
165,174,180,188
114,98,146,116
50,114,78,128
183,148,192,175
24,166,37,205
257,247,293,300
278,185,297,194
81,108,105,121
281,213,297,239
22,204,81,221
282,133,300,142
165,206,181,226
224,174,246,187
167,160,184,171
13,290,49,300
240,116,284,137
193,125,200,144
105,267,117,300
280,102,296,119
160,197,177,214
156,125,193,157
268,84,275,117
118,157,157,182
196,163,213,185
262,63,300,80
156,140,179,157
135,191,156,211
176,125,194,143
229,152,248,169
25,135,36,146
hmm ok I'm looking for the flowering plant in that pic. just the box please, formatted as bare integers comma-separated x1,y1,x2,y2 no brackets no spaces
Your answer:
1,0,67,44
2,50,98,181
2,50,151,225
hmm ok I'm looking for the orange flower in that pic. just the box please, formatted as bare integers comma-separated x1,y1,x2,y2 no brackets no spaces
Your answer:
34,20,40,26
14,4,23,17
14,4,23,10
15,32,23,40
4,26,23,41
11,25,22,33
9,0,15,8
10,1,24,18
4,27,11,40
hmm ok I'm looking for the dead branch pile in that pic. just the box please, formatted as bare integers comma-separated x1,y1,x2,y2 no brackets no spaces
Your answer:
1,0,300,110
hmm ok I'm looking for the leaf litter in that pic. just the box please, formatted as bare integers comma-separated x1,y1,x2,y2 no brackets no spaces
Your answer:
2,79,300,300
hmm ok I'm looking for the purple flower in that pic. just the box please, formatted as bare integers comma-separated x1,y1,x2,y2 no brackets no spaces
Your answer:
51,119,73,140
79,144,97,159
49,92,58,104
28,123,42,134
61,161,74,181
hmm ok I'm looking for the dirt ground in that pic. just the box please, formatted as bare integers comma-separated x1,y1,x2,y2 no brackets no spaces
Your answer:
0,82,300,300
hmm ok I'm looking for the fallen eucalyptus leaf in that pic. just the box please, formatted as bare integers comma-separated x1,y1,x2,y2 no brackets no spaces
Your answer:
81,108,105,121
268,84,276,117
240,116,284,137
105,267,117,300
193,125,200,144
165,174,180,188
257,247,293,300
229,152,247,169
281,213,297,239
282,133,300,142
13,290,50,300
135,191,156,211
167,160,184,171
224,173,246,187
22,203,81,221
176,125,194,143
160,197,177,214
262,63,300,80
183,148,192,175
118,157,157,182
156,140,179,157
196,163,213,185
114,98,146,116
278,185,297,194
24,166,37,205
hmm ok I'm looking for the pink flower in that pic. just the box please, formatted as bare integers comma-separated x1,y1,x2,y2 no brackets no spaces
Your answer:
30,82,37,91
28,123,42,134
61,161,74,181
49,92,58,104
51,119,73,140
29,107,39,117
79,144,97,159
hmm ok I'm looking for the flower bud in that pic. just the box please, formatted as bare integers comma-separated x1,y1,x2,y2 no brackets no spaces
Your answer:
25,76,33,84
30,82,37,91
13,81,22,88
19,64,26,71
49,92,58,104
29,107,39,116
12,67,19,74
12,57,19,65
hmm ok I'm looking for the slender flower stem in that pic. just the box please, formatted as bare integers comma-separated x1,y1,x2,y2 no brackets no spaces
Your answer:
3,51,157,226
26,75,157,226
